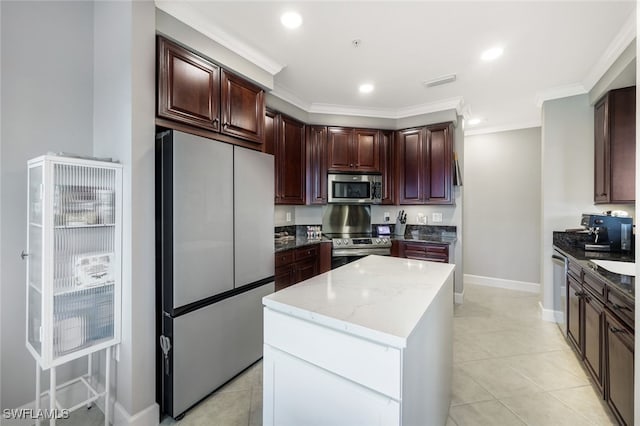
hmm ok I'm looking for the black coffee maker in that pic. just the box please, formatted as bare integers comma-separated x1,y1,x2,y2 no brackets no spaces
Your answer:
581,213,633,252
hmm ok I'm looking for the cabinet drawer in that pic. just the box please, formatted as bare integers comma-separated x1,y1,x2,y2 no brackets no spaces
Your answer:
607,287,634,330
275,250,295,267
583,270,606,301
567,260,582,281
295,245,318,262
264,308,401,399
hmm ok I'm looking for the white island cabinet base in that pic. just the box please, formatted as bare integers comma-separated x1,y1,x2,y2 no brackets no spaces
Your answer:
262,255,455,426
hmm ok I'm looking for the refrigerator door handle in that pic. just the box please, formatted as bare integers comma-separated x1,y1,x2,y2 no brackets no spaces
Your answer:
160,335,172,375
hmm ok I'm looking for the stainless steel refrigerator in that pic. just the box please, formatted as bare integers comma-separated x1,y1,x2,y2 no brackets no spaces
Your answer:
156,130,274,419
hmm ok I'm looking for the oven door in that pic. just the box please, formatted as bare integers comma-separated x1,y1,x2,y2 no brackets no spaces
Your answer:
331,248,391,270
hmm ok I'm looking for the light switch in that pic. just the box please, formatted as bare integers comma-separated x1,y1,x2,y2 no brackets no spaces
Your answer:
286,212,292,222
384,212,390,222
432,213,443,223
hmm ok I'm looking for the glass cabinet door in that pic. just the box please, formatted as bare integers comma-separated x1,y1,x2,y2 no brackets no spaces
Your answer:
27,164,43,356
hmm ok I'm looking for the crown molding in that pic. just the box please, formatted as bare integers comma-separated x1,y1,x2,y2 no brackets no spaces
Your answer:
266,96,464,120
155,1,285,76
270,84,313,112
464,120,541,137
582,13,636,92
535,83,587,107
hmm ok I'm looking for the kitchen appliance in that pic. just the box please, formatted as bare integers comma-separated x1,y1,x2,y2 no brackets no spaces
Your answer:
551,249,567,335
322,205,391,268
327,173,382,204
156,130,274,419
580,213,633,252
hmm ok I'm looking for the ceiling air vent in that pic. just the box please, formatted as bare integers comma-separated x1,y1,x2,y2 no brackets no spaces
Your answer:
423,74,457,88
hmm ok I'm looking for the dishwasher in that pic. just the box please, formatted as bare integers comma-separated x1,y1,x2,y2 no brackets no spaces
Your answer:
552,249,568,335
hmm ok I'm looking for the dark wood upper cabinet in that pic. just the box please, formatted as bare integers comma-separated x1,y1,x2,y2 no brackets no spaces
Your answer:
327,127,354,171
327,127,380,172
396,123,454,205
275,115,306,205
306,126,328,205
157,36,220,132
594,86,635,204
156,36,266,145
264,109,278,156
425,123,453,204
353,129,380,172
220,70,265,144
380,130,395,205
396,127,424,204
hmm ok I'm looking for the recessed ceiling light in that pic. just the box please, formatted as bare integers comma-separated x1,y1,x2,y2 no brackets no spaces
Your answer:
467,118,483,126
281,11,302,29
359,84,374,94
481,46,503,61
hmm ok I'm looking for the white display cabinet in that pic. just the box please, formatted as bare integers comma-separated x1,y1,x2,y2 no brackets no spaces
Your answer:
26,154,122,425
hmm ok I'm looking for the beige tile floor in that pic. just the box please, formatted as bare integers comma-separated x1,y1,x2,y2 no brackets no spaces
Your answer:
70,283,618,426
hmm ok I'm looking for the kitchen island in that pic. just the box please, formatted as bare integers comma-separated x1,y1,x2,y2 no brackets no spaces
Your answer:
262,255,455,426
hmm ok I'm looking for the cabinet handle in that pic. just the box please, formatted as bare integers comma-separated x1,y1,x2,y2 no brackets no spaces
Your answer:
574,291,586,297
612,303,631,311
610,327,626,334
350,163,354,167
20,250,29,260
213,118,219,124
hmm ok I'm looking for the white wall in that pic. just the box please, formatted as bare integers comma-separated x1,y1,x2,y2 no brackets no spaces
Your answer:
464,127,541,286
0,0,96,410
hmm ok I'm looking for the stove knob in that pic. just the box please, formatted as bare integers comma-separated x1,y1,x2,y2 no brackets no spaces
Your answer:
343,239,349,245
335,240,342,245
375,238,381,244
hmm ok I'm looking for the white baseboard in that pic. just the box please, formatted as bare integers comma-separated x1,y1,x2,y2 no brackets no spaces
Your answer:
454,291,464,304
538,301,565,324
464,274,540,293
114,402,159,426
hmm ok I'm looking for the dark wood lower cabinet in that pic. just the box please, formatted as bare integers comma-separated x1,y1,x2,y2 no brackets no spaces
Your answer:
391,241,449,263
566,276,582,353
583,292,604,391
275,244,321,291
605,310,634,426
563,258,635,426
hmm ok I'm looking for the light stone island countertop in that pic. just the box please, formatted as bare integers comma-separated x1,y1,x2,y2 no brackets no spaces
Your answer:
262,254,455,348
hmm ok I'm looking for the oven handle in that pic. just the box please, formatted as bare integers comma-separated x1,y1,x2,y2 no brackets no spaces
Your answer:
332,248,391,257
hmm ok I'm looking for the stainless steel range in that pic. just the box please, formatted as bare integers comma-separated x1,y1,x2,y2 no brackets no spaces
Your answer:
322,205,391,268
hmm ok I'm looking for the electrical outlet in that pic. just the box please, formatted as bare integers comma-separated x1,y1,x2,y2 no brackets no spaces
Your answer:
286,212,292,222
432,212,443,223
416,213,427,225
384,212,390,222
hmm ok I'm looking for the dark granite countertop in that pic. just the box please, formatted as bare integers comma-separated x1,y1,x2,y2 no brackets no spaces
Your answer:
553,232,634,299
391,234,457,244
274,237,328,253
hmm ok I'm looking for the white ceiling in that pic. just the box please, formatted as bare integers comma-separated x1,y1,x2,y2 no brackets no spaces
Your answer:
156,1,636,134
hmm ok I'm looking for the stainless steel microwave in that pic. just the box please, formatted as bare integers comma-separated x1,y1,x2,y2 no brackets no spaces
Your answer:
327,173,382,204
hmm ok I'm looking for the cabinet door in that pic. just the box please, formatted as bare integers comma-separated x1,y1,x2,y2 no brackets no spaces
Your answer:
328,127,354,171
275,265,295,292
295,258,318,284
157,37,220,131
605,311,634,426
396,128,424,204
306,126,328,205
424,123,453,204
277,115,306,205
594,97,610,203
583,292,603,390
220,70,265,144
609,86,635,203
566,276,582,354
353,129,380,172
264,110,278,156
380,130,395,205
